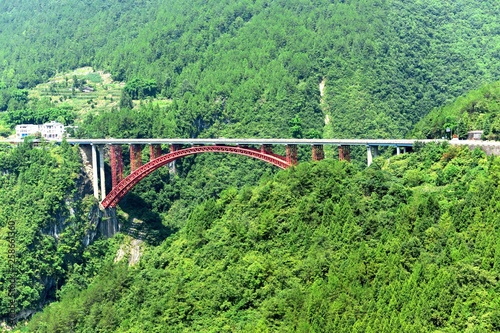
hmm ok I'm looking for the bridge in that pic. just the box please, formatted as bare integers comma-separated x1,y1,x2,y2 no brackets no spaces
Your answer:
3,138,500,208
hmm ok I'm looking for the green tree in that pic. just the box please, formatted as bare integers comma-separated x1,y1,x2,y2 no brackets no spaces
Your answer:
119,90,133,110
289,115,303,138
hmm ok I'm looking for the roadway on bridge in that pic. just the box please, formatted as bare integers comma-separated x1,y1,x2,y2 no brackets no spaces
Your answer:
1,137,500,148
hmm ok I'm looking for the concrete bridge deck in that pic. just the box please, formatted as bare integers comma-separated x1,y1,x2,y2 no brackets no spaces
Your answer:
57,138,444,146
2,137,499,148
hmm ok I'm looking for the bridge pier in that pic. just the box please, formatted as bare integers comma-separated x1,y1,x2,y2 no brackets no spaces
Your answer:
367,145,373,166
170,144,181,153
150,144,162,161
110,145,124,188
169,144,181,173
130,144,143,172
367,145,379,166
396,146,401,155
261,144,273,154
98,145,106,200
91,144,99,199
312,145,324,161
338,145,350,161
286,144,298,165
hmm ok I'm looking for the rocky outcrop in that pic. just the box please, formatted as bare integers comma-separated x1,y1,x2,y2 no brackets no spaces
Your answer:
114,239,143,266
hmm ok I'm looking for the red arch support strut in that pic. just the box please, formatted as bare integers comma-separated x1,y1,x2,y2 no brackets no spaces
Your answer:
101,145,291,208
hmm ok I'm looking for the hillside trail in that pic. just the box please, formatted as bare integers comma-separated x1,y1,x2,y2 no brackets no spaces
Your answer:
319,78,330,125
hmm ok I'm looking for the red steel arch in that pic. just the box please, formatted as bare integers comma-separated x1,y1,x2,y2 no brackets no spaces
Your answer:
101,145,291,208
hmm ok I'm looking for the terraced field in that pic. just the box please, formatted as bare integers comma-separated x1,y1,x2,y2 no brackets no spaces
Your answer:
28,67,124,116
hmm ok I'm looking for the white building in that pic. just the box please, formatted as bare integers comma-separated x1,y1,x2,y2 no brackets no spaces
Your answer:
15,121,65,140
467,130,484,140
15,124,40,140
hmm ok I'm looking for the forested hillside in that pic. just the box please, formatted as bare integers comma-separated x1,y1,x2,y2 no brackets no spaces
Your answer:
2,0,500,331
413,80,500,140
26,143,500,332
0,141,114,321
1,0,500,138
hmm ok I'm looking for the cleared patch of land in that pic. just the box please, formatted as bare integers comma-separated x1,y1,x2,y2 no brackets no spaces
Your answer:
28,67,171,118
28,67,124,116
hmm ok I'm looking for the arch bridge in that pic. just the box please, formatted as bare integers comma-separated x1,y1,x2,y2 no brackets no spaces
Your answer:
2,137,498,208
63,138,443,208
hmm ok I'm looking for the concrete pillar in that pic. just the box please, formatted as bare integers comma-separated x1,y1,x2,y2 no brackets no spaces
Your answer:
169,144,180,174
91,144,99,199
396,146,401,155
98,145,106,200
110,145,123,188
312,145,324,161
286,144,298,165
367,145,373,166
338,145,351,162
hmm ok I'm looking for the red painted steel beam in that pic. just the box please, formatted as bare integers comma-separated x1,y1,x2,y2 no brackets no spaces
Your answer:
149,144,162,161
155,145,162,158
338,145,351,162
101,145,291,208
110,145,124,188
286,144,298,165
312,145,324,161
261,144,273,154
130,144,143,172
170,144,181,153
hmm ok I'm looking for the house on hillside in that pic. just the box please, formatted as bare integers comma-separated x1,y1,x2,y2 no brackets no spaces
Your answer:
15,121,66,140
81,86,94,93
467,130,483,140
15,124,41,139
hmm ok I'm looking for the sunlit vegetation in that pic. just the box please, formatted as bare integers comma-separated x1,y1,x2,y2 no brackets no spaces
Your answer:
1,0,500,331
0,141,119,322
26,143,500,332
1,0,500,139
413,81,500,140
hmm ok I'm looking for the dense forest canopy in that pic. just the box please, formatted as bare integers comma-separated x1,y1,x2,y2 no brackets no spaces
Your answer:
413,81,500,140
0,141,106,320
1,0,500,138
1,0,500,331
25,143,500,332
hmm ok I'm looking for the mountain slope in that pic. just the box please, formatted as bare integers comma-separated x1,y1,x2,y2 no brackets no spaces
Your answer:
26,144,500,332
413,80,500,140
2,1,500,329
1,0,500,138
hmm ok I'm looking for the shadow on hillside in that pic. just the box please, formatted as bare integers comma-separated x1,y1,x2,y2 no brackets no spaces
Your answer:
118,193,177,245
